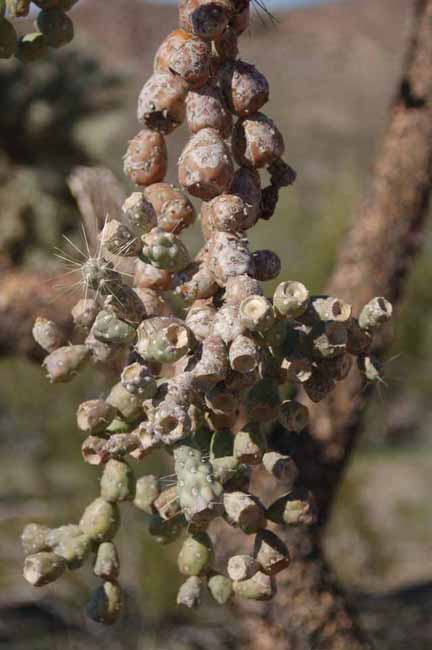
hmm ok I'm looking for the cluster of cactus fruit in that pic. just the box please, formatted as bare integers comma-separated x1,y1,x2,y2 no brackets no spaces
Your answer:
22,0,393,624
0,0,77,62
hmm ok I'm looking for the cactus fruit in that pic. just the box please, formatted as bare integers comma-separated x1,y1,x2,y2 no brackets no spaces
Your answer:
24,0,394,623
0,16,17,58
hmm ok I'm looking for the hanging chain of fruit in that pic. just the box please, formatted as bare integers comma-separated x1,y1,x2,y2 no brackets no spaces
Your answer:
21,0,393,623
0,0,77,62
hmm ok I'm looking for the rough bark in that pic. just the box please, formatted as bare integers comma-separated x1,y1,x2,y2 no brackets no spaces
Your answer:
236,2,432,649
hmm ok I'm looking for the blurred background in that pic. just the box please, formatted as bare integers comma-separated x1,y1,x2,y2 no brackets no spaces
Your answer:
1,1,432,648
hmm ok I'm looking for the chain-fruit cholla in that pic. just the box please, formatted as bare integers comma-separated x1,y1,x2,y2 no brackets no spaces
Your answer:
23,0,393,624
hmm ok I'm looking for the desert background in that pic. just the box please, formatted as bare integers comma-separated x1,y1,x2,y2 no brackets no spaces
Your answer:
1,1,432,648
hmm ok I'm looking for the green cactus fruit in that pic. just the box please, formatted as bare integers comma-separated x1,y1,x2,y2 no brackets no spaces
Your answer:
266,488,317,526
23,551,66,587
122,192,157,236
43,345,89,383
148,514,184,545
246,378,280,422
37,8,74,48
262,451,298,486
106,418,133,435
6,0,29,16
227,554,259,581
253,530,290,575
136,317,193,364
140,229,190,272
47,525,92,569
239,295,275,332
223,491,266,534
0,15,18,59
94,542,120,580
32,317,63,353
79,498,120,543
278,400,309,433
100,459,135,503
16,32,48,62
21,523,50,555
234,426,267,465
233,570,275,601
358,296,393,331
273,281,309,319
77,399,116,435
120,362,157,398
210,429,239,483
154,486,181,520
92,310,136,346
86,580,122,625
177,576,203,609
207,573,233,604
106,383,143,423
134,475,160,514
178,532,213,576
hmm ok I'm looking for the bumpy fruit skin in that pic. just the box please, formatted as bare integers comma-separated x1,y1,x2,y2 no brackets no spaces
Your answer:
177,532,213,576
43,345,89,383
178,127,234,200
21,524,50,555
79,498,120,543
32,317,63,353
77,399,116,435
186,83,232,137
47,525,92,569
122,192,157,236
86,581,122,625
177,575,202,608
144,182,196,233
155,29,211,89
207,573,233,604
140,228,191,272
137,71,187,134
233,570,275,601
219,60,269,117
6,0,30,18
358,296,393,331
37,9,74,48
92,310,136,346
179,0,231,41
100,459,135,503
23,552,66,587
267,487,317,526
273,281,309,318
124,129,167,187
232,112,285,168
94,542,120,580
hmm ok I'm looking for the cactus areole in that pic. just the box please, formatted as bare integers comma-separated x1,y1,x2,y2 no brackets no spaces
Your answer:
22,0,393,622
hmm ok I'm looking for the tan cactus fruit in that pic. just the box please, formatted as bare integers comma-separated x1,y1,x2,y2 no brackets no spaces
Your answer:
179,0,232,41
232,113,285,168
178,127,234,200
124,129,167,187
219,60,269,117
155,29,211,89
137,71,187,134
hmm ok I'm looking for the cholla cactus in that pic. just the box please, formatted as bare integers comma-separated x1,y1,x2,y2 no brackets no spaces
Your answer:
22,0,393,624
0,0,78,62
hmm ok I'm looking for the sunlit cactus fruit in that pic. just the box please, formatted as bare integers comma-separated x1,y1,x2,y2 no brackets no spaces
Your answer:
32,317,63,353
178,532,214,576
6,0,30,17
100,459,135,503
267,487,317,526
358,296,393,331
94,542,120,580
207,573,233,604
219,59,269,116
253,529,290,575
21,523,50,556
124,128,168,187
186,82,232,136
178,127,234,200
24,0,395,622
144,182,196,233
86,580,122,625
232,112,284,168
141,228,191,272
79,498,120,543
137,71,187,134
232,570,275,601
23,552,66,587
177,575,203,608
43,344,89,383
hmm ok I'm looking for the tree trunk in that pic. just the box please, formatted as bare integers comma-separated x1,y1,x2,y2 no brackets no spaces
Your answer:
235,1,432,648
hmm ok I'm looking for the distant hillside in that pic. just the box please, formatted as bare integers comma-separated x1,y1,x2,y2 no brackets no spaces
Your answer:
72,0,415,190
